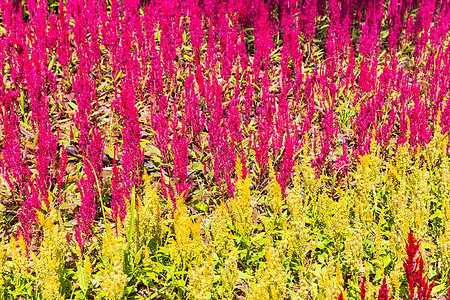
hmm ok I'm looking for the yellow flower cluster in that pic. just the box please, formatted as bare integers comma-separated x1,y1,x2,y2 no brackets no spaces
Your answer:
137,173,162,247
99,221,128,300
318,260,344,300
220,247,239,300
8,234,29,284
247,237,289,300
286,164,310,262
210,202,233,256
0,238,6,288
172,196,205,262
188,248,214,300
353,129,381,231
344,224,363,272
32,208,67,300
229,156,253,238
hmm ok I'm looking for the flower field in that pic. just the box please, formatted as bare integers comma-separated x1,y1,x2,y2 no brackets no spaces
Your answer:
1,0,450,298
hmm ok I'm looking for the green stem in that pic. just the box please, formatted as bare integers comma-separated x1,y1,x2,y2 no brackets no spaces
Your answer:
84,156,107,225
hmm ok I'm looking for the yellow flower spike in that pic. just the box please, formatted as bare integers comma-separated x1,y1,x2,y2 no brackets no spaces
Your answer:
188,248,214,300
105,221,112,240
370,126,377,156
286,162,310,263
0,237,7,288
220,246,239,299
336,186,343,197
84,255,92,278
173,196,193,260
406,115,411,142
364,261,370,281
336,262,343,288
439,222,450,269
248,239,289,300
43,216,53,231
260,215,272,232
32,206,67,300
230,163,253,237
99,218,128,299
138,193,143,208
48,194,54,209
211,202,232,255
129,179,163,247
235,154,243,180
191,217,202,237
8,236,25,282
190,218,205,261
282,218,288,232
36,209,46,227
391,266,401,300
388,162,400,182
265,246,273,262
0,238,5,261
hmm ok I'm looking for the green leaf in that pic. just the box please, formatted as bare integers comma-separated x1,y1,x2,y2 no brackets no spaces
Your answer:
431,283,447,294
76,262,88,293
381,254,391,269
335,102,347,113
238,271,253,280
127,186,136,253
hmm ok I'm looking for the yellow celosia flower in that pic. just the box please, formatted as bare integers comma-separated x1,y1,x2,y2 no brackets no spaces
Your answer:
125,173,162,250
299,137,321,202
8,234,29,281
287,164,311,263
353,132,381,232
391,260,402,300
318,258,343,299
84,254,92,283
247,238,289,300
440,156,450,223
99,221,128,300
211,202,233,255
0,238,6,288
287,164,305,217
220,246,239,300
172,196,205,263
229,156,253,237
344,224,363,273
32,207,67,300
188,248,214,300
439,221,450,270
407,164,430,238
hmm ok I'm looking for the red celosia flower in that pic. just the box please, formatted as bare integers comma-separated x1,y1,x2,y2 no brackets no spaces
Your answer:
360,277,366,300
377,278,391,300
403,228,435,300
403,229,422,299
